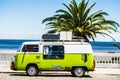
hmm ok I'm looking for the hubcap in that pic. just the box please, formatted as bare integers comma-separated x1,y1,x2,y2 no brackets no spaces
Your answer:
28,67,36,75
74,68,84,76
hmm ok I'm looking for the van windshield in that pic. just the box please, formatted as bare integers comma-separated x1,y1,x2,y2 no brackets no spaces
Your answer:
22,45,39,52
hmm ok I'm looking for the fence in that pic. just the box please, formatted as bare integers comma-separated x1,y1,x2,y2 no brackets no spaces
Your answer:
94,53,120,68
0,52,15,66
1,52,120,68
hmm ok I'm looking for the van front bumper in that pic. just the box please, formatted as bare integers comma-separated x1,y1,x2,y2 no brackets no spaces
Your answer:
10,61,16,70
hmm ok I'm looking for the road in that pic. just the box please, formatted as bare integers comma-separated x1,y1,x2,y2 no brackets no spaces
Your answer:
0,72,120,80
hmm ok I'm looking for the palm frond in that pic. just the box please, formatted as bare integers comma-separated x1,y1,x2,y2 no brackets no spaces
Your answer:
84,2,96,21
42,0,119,42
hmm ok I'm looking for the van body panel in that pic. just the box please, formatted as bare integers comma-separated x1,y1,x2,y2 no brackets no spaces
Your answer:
14,53,94,71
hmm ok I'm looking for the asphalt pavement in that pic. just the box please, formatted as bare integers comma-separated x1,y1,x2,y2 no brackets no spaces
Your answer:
0,65,120,75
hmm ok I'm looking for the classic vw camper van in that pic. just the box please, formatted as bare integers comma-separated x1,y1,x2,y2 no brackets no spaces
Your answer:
11,32,95,77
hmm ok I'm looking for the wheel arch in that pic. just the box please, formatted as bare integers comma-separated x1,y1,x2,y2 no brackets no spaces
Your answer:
71,66,88,71
25,63,39,71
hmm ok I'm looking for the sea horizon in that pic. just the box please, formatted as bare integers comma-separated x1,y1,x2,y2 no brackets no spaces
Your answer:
0,39,120,53
0,38,120,42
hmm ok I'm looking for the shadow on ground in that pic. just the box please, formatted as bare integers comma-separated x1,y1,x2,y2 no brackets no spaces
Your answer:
9,72,92,78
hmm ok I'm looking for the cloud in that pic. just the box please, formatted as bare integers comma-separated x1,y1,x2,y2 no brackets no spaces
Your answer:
0,30,120,41
94,31,120,42
0,30,42,39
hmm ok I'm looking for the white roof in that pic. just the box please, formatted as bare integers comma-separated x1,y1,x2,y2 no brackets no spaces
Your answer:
23,41,90,45
22,41,93,53
23,41,40,45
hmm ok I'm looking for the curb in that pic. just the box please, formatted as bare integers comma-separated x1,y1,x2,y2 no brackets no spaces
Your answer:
0,71,25,73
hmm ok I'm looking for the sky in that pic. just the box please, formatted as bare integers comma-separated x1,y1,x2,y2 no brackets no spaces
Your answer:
0,0,120,41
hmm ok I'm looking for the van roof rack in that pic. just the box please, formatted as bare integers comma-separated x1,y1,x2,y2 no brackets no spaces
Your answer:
41,32,86,42
41,37,85,42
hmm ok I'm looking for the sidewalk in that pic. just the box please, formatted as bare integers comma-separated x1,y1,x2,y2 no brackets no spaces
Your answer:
0,65,120,75
0,65,25,73
89,68,120,75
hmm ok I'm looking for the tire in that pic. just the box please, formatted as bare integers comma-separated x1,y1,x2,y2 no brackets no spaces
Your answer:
71,67,85,77
26,65,39,76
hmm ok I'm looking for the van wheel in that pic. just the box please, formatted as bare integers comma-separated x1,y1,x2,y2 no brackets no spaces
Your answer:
71,67,85,77
26,65,39,76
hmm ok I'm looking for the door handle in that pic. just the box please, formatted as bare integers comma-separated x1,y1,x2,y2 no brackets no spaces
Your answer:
36,56,40,59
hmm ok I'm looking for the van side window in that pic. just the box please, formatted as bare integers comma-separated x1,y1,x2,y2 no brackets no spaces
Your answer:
22,45,39,52
43,45,64,59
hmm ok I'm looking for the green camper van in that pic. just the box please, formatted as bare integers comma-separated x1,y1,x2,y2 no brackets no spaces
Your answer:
10,32,95,77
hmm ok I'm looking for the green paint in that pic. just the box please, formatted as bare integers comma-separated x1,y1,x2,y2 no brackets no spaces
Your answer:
14,53,94,71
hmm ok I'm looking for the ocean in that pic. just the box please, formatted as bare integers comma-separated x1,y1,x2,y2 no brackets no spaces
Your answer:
0,39,120,53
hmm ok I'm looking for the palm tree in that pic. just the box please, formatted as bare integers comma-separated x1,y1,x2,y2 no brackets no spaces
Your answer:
42,0,119,42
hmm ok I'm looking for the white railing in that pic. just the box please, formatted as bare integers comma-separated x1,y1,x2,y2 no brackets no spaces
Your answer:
94,53,120,68
0,52,120,68
0,52,15,65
